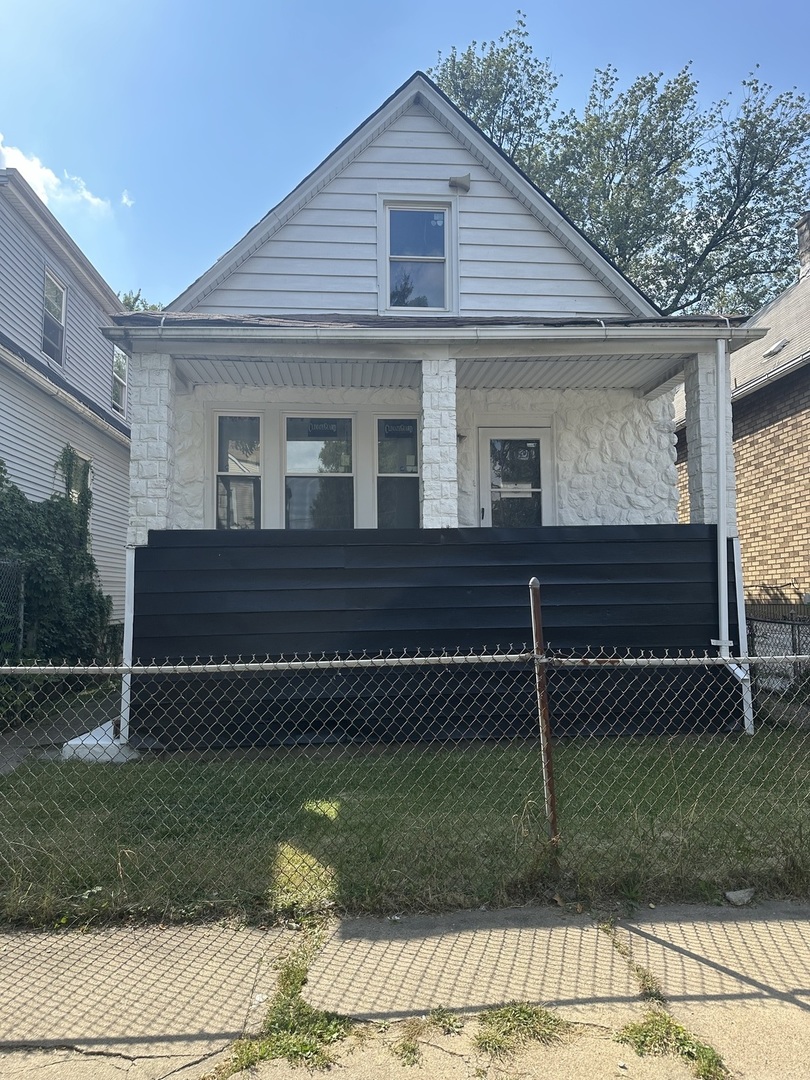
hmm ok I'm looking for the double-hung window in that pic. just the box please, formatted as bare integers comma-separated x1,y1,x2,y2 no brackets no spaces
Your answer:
376,419,419,528
216,415,261,530
112,346,128,415
42,271,66,363
285,417,354,529
388,206,447,309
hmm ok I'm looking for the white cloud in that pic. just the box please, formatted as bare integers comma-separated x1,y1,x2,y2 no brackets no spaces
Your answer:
121,189,134,208
0,133,112,215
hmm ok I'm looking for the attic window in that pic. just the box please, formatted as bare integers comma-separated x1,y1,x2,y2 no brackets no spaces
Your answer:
388,207,447,309
762,338,790,360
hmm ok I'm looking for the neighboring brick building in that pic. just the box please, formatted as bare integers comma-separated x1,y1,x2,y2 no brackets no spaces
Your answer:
677,213,810,606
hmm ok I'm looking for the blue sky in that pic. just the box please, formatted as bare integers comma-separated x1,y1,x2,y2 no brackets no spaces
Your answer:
2,0,807,305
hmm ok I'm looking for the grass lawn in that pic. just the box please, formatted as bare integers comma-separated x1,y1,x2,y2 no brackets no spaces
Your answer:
1,731,808,926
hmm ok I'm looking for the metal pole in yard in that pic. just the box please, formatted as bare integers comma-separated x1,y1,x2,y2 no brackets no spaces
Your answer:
529,577,559,843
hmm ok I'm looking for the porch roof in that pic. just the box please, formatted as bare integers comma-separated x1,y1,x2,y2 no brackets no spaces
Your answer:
104,311,767,397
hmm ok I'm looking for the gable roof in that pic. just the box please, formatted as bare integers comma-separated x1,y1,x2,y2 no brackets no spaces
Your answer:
0,169,123,315
673,271,810,424
169,72,660,319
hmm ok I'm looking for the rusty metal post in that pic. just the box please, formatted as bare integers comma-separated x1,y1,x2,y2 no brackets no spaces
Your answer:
529,577,559,843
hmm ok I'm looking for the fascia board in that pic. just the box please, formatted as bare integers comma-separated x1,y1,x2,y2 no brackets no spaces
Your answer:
0,170,123,313
169,83,428,310
104,323,767,359
169,72,659,318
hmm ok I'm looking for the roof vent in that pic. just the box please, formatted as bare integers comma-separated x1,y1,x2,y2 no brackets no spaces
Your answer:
762,338,790,359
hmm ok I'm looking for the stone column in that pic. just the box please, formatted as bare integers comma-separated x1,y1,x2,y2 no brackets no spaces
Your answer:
683,348,736,529
127,352,177,546
420,356,459,528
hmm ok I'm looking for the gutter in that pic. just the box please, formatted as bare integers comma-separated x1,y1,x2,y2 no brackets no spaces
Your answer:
103,324,768,350
0,345,130,449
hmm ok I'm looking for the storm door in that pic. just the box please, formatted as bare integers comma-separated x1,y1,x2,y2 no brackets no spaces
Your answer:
478,429,552,527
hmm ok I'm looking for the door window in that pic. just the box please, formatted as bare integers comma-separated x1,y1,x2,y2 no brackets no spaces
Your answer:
479,429,552,527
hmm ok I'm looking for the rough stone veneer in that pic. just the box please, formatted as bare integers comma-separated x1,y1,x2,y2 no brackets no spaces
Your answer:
161,381,677,532
127,353,177,546
421,358,459,528
456,388,678,526
683,350,736,529
170,384,419,530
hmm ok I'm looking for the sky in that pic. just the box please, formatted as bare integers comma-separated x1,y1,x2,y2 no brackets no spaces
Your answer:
2,0,808,306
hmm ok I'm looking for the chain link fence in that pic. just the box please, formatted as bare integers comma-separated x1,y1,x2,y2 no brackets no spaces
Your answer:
1,642,808,928
0,558,24,658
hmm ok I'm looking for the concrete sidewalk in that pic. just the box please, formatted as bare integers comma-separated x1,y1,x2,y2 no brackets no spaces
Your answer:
1,902,808,1078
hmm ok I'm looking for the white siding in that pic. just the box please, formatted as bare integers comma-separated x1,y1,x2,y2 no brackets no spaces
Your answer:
0,360,129,619
195,105,631,319
0,197,123,418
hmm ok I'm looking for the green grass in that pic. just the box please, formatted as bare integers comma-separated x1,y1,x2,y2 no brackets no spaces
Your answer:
208,925,353,1076
616,1009,729,1080
474,1001,568,1058
0,731,808,925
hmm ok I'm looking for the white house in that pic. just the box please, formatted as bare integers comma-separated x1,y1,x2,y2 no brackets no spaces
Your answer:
105,72,765,673
0,168,130,619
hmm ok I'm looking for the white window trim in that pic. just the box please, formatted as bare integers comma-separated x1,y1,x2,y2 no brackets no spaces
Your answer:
283,412,356,531
206,404,420,530
42,268,66,365
374,416,421,529
376,194,458,316
112,345,128,416
211,411,263,531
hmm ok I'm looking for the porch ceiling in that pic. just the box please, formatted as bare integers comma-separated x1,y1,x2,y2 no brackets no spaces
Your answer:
173,353,692,396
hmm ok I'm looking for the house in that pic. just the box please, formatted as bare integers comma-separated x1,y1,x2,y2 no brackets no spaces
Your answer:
0,168,130,620
102,73,767,746
676,213,810,613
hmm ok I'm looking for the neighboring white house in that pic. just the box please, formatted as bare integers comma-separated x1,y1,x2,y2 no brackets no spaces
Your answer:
105,72,766,664
0,168,130,618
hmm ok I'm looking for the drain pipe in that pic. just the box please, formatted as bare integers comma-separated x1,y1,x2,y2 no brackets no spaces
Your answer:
713,335,755,733
714,336,731,660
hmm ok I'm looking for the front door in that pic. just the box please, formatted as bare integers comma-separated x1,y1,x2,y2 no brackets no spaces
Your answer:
478,429,551,527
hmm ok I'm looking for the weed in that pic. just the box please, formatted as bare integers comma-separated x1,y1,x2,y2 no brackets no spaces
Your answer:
616,1008,728,1080
599,922,666,1003
474,1001,568,1058
389,1008,464,1065
208,925,353,1077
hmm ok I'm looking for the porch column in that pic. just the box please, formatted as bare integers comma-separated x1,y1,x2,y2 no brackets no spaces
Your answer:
127,351,178,546
683,347,736,529
420,355,459,528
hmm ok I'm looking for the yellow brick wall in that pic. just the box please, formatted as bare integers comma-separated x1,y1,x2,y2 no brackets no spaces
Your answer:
677,368,810,602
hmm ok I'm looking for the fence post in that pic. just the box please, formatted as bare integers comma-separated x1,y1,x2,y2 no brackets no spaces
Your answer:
529,577,559,843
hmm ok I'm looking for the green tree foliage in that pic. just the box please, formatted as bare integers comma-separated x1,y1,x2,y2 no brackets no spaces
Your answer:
119,289,163,312
430,15,810,314
0,450,112,662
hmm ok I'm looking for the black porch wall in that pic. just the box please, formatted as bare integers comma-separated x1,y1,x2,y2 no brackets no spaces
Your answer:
132,525,739,660
130,525,741,748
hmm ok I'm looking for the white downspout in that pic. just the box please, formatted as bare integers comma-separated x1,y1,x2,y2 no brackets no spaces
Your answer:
714,335,755,733
118,545,136,744
714,336,731,659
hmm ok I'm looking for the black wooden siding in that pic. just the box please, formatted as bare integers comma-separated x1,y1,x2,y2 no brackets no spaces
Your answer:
133,524,738,660
130,526,741,749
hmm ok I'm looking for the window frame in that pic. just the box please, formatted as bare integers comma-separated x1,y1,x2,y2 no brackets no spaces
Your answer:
111,345,128,416
377,195,458,315
283,414,356,531
214,412,263,531
206,405,422,530
375,417,420,529
42,269,66,364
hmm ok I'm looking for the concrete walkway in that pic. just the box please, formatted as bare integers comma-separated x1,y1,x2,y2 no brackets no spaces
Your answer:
1,901,808,1078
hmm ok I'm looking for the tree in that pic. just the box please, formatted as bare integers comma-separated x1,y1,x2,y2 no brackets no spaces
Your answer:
119,289,163,312
0,450,112,662
430,16,810,314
